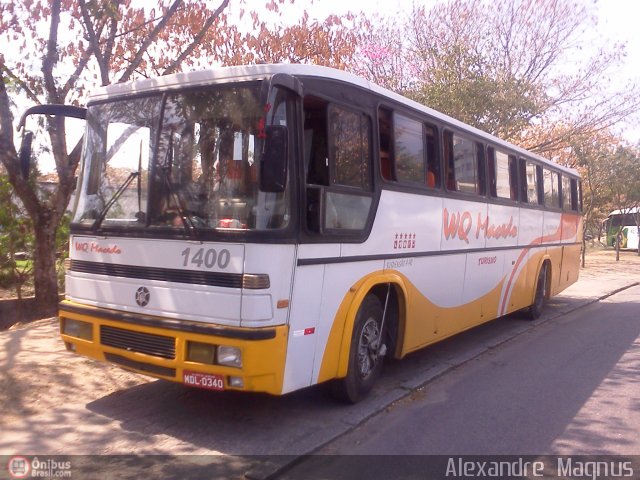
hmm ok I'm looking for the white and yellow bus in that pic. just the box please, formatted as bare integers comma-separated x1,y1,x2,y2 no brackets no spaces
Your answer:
602,207,640,250
52,64,582,402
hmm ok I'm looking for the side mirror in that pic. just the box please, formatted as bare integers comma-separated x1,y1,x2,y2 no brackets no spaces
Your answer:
16,104,87,180
19,131,34,179
260,125,288,193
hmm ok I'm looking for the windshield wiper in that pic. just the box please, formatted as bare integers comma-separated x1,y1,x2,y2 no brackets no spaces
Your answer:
160,133,199,239
92,172,139,231
162,173,199,238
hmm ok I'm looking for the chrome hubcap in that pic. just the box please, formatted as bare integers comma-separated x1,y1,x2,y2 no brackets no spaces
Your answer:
357,317,380,379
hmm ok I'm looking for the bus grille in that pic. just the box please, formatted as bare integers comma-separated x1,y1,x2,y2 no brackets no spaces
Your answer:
71,260,243,288
100,325,176,359
104,352,176,378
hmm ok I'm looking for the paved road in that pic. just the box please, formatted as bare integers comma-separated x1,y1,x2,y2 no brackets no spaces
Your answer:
278,284,640,479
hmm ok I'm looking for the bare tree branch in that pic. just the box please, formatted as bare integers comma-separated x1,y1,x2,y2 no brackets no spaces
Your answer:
163,0,231,75
61,50,93,99
114,15,164,40
43,0,62,103
78,0,110,85
118,0,184,83
0,69,41,217
101,1,122,85
0,65,41,105
0,69,16,148
60,13,112,97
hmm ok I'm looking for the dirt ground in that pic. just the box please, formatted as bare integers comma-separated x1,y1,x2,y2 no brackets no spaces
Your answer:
0,286,33,300
1,246,639,447
577,246,640,278
0,280,35,299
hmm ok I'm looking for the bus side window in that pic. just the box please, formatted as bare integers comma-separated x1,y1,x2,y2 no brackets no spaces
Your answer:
325,105,373,231
518,158,527,203
379,108,440,189
444,131,454,190
561,175,572,211
378,107,393,181
524,160,541,205
508,155,518,200
394,113,424,184
328,106,371,190
488,147,516,200
303,96,329,186
445,131,480,194
425,124,440,188
570,178,579,211
543,168,560,208
576,179,582,212
477,142,487,196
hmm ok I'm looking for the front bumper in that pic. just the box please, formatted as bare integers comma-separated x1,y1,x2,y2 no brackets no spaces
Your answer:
58,300,288,395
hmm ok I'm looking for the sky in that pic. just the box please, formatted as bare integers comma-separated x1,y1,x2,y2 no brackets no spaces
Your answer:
295,0,640,81
20,0,640,162
281,0,640,143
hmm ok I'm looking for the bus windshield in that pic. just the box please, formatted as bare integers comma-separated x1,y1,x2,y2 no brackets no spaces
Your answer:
72,82,291,233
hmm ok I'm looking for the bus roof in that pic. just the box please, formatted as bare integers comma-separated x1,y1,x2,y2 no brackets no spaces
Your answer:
608,206,640,216
90,63,579,177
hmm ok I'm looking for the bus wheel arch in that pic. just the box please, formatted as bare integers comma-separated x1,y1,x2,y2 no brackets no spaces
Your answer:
331,279,406,403
527,259,551,320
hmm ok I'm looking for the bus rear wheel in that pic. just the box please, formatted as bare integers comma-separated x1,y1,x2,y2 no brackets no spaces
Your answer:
526,263,548,320
332,295,385,403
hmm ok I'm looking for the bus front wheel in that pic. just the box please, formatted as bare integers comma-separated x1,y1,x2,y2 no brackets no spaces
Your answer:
332,295,385,403
526,263,548,320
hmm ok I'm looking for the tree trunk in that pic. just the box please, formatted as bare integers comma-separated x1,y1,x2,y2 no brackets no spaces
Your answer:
32,215,60,318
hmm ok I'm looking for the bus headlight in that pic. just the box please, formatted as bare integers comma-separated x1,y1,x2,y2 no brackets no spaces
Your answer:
217,345,242,368
186,341,216,365
62,318,93,341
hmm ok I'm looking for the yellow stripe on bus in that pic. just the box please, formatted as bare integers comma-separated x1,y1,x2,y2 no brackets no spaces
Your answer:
317,247,578,384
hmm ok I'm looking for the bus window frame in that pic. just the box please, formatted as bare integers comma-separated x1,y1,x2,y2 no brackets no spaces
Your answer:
443,129,485,198
542,167,562,211
392,111,427,185
561,175,573,212
377,105,443,192
487,145,519,203
327,104,373,192
299,88,379,243
518,158,545,208
577,179,583,212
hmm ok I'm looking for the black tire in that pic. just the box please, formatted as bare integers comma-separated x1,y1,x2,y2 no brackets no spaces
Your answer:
526,263,548,320
331,295,385,403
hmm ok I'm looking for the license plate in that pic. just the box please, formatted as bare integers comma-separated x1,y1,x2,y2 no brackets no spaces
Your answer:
183,370,225,391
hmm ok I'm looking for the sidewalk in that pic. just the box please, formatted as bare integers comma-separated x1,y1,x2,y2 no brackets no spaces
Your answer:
557,249,640,305
0,248,639,479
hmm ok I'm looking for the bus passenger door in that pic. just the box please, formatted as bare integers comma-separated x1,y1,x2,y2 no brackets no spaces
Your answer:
282,93,377,392
283,245,338,393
